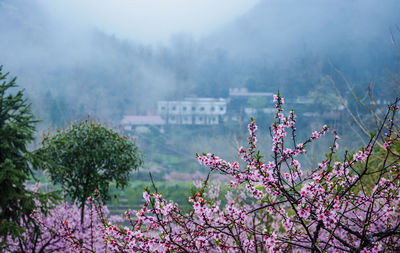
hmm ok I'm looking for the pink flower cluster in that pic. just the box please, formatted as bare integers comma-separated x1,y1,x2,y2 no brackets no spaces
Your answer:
6,199,120,252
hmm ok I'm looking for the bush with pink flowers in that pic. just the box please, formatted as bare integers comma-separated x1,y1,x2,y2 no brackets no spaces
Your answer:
7,199,120,252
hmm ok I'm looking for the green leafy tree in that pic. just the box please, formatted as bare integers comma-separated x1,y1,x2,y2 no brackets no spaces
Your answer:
0,66,53,249
39,119,143,223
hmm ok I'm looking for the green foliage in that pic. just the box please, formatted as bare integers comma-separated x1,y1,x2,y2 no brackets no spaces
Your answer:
38,119,143,221
110,181,196,212
44,91,67,126
0,66,55,249
306,80,341,112
248,96,268,109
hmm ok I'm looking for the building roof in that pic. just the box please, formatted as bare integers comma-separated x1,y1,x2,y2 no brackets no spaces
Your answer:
158,98,227,104
229,88,273,97
121,115,165,125
183,97,226,102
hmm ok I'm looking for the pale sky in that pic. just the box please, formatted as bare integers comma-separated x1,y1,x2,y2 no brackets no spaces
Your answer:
38,0,260,43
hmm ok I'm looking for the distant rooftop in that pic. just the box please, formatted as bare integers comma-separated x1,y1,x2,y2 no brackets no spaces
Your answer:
229,88,273,97
183,97,226,102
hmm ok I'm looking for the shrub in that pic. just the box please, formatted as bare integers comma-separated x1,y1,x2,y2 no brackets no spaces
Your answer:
38,119,143,223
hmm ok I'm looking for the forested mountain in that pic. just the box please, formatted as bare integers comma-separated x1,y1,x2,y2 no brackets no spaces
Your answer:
0,0,399,129
205,0,400,96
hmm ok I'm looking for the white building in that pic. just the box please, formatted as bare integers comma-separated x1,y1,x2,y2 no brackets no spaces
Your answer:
157,98,227,125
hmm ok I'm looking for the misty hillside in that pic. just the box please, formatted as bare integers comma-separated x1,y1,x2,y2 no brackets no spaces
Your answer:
0,0,399,129
0,1,172,123
210,0,399,64
205,0,400,96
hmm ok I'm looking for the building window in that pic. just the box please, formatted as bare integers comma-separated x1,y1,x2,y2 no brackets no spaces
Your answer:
172,106,176,111
200,107,205,111
183,106,187,111
161,106,166,110
220,106,224,111
211,106,215,111
192,106,196,111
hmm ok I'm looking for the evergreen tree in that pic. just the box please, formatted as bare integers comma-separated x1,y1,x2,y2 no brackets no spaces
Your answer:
0,66,53,250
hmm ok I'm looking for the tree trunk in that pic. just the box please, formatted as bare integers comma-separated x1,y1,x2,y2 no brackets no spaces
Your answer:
80,201,85,225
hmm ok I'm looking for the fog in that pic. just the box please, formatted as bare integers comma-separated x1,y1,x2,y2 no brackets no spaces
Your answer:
38,0,259,43
210,0,399,62
0,0,399,127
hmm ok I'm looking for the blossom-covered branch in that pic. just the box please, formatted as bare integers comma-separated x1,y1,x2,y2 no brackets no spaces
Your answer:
92,95,400,252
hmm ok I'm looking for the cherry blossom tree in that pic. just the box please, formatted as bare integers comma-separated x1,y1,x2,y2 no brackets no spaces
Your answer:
92,93,400,252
